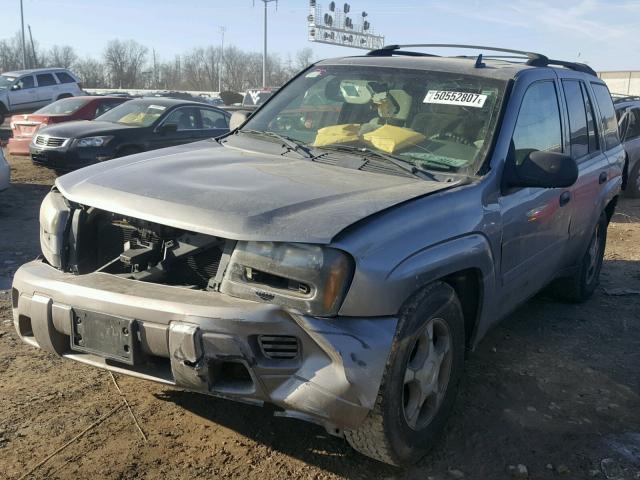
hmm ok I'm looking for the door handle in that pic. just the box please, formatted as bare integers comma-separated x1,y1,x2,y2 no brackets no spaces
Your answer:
559,191,571,207
599,171,607,184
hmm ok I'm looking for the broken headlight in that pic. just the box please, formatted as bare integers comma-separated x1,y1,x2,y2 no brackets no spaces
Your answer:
39,190,71,268
220,242,354,317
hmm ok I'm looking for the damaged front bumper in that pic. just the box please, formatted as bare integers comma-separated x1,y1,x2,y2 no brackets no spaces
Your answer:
12,260,397,431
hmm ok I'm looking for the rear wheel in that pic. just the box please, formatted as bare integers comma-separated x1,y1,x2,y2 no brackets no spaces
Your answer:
345,281,465,466
56,94,72,101
626,161,640,198
553,212,607,302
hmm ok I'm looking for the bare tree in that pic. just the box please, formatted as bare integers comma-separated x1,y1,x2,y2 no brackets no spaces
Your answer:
104,39,148,88
74,57,105,88
0,32,319,91
295,47,315,71
48,45,78,69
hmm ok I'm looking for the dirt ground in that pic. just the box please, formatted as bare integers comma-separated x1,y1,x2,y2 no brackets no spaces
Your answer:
0,152,639,480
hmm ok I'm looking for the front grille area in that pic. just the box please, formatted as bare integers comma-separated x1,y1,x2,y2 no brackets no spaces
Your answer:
34,135,67,147
83,214,225,289
258,335,300,360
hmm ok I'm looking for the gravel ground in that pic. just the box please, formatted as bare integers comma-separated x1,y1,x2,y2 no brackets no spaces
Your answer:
0,152,639,480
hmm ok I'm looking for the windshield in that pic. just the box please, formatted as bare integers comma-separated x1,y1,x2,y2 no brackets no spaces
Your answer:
0,75,16,90
95,100,166,126
36,97,90,115
242,65,507,174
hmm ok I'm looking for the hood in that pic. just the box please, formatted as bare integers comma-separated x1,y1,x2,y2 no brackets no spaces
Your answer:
37,120,136,138
56,140,456,243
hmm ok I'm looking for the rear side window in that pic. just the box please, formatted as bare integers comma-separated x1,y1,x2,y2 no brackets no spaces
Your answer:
624,108,640,142
511,81,562,165
36,73,57,87
591,83,620,150
562,80,589,159
200,108,229,129
55,71,76,84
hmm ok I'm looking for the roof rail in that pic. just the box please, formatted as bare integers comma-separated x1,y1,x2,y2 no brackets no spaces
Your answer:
613,95,640,104
367,44,597,76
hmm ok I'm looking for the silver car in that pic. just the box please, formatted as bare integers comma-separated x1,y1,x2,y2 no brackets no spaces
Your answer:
0,148,9,191
11,45,624,466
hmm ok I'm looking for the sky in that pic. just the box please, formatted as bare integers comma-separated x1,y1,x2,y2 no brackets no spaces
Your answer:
2,0,640,71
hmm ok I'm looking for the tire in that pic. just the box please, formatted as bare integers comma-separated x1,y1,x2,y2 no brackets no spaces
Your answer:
56,94,72,101
345,281,465,466
553,212,608,302
0,110,5,126
626,161,640,198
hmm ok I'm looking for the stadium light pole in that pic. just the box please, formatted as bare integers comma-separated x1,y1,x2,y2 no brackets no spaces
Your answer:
20,0,27,69
218,26,226,93
255,0,278,88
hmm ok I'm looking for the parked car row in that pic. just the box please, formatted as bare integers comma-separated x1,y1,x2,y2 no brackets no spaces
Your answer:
7,96,130,156
10,44,625,466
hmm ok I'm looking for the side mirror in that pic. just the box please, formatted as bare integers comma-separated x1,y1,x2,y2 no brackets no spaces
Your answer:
504,151,578,189
229,111,250,131
11,84,21,91
158,123,178,135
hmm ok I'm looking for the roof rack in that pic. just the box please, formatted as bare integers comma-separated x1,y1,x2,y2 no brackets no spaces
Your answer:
367,44,597,76
612,94,640,104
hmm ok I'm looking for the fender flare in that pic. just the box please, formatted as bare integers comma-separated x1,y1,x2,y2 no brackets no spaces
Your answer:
339,234,497,346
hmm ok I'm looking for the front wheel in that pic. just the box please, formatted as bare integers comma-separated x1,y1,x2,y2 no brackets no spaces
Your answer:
345,281,465,466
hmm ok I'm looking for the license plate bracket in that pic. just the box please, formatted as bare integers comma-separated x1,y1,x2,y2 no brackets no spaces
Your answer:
70,309,137,365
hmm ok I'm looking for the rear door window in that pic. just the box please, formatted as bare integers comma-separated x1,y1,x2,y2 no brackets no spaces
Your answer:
562,80,589,160
54,71,76,84
36,73,57,87
511,81,563,165
591,83,620,150
200,108,229,129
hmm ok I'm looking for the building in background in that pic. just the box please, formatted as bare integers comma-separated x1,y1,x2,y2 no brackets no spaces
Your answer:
598,71,640,95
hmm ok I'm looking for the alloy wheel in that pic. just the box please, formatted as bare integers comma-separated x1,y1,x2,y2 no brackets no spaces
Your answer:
402,317,453,430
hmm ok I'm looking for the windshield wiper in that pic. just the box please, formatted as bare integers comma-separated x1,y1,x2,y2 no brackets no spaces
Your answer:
317,144,439,181
238,129,314,159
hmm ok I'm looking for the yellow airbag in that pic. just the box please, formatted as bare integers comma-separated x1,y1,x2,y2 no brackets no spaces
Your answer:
313,124,361,146
363,124,426,153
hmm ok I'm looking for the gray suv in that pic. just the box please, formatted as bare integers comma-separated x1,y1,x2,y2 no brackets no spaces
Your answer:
614,95,640,197
0,68,84,124
11,45,624,466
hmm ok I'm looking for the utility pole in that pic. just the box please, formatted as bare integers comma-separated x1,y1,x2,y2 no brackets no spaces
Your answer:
28,25,37,68
20,0,27,69
254,0,277,88
218,26,226,93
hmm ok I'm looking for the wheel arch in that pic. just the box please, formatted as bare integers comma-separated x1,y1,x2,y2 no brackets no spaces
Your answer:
604,195,618,223
340,234,497,349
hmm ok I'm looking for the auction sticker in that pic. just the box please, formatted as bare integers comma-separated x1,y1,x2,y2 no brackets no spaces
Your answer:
423,90,487,108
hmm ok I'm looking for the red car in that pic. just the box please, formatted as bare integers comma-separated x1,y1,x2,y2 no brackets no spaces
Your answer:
6,96,130,156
